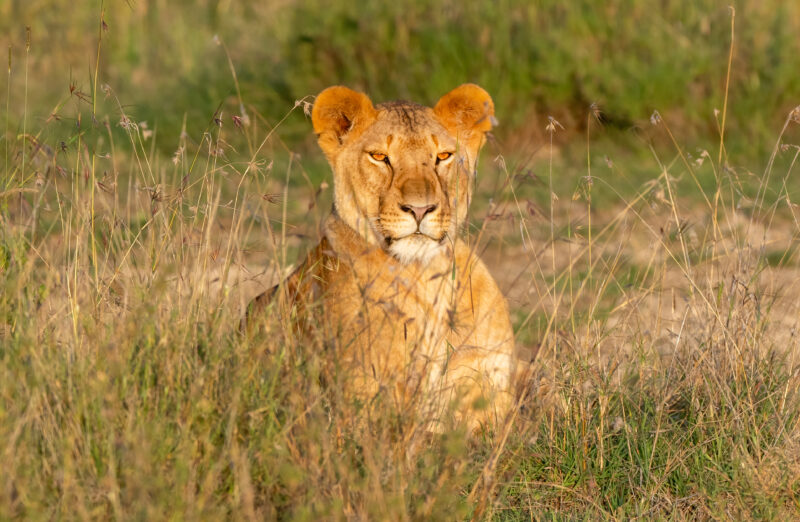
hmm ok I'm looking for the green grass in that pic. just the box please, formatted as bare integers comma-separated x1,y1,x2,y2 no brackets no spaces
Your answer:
3,0,800,519
4,1,800,174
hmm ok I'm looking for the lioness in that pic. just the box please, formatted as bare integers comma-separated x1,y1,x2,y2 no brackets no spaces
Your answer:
245,84,516,431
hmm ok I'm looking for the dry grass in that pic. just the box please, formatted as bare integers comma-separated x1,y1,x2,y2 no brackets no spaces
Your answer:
3,4,800,520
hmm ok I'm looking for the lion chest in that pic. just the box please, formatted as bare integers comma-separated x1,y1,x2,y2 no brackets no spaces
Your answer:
319,250,476,391
308,227,515,423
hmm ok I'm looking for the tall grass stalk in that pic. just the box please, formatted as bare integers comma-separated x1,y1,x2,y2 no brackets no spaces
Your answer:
3,45,9,192
89,2,105,294
717,6,735,166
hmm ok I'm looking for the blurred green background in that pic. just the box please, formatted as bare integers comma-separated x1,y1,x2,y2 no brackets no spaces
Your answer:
3,0,800,198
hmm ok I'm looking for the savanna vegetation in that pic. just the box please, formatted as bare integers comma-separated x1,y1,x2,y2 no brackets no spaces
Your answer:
2,0,800,519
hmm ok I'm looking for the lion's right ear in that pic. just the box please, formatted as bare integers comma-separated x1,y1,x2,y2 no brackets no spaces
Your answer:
312,86,377,159
433,84,495,159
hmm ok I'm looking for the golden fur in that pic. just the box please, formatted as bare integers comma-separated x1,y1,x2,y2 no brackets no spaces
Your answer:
245,84,516,431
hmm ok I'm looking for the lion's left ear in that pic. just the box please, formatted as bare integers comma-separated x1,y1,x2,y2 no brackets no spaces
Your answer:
433,84,495,156
312,86,377,161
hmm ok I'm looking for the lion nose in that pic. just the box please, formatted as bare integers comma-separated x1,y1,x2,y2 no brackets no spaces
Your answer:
399,203,437,224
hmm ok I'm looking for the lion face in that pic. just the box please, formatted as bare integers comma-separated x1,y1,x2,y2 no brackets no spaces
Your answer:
311,85,495,263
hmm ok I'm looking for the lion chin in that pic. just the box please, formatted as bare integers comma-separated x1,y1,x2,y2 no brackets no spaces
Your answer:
386,234,447,265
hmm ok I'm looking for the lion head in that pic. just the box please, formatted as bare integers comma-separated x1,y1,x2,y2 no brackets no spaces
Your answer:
311,84,495,264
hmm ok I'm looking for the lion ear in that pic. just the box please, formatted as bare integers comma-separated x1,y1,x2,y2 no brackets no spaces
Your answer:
433,84,495,155
312,86,377,159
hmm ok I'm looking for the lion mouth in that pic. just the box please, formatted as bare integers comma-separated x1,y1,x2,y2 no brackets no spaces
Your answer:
384,232,448,264
385,232,445,245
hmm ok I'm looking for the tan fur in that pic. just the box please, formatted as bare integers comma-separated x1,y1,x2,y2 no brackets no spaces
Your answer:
245,85,516,431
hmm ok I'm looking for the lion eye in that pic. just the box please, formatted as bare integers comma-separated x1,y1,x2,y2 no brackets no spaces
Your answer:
436,152,453,163
369,152,387,163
